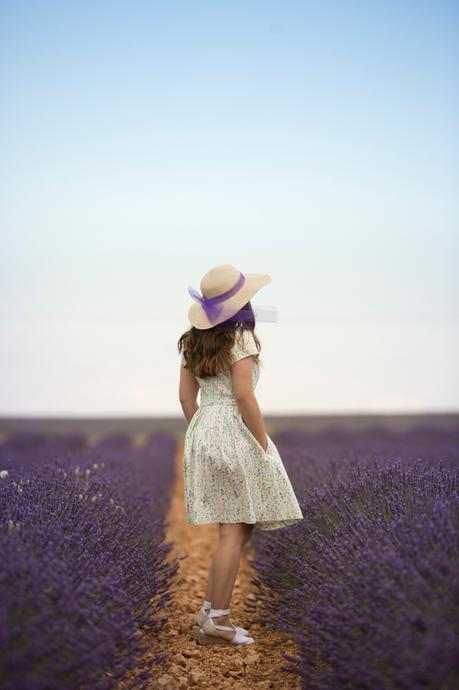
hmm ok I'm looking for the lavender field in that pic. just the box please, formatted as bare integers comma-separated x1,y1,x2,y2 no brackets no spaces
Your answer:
0,431,179,690
250,425,459,690
1,421,458,690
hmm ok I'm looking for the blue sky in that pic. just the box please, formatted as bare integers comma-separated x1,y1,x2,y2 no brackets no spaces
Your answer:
1,1,458,415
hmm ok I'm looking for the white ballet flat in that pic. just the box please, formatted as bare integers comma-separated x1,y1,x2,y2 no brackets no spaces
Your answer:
194,608,254,646
192,606,249,636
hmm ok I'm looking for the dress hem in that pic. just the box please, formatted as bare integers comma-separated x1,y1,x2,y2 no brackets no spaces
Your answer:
185,516,303,531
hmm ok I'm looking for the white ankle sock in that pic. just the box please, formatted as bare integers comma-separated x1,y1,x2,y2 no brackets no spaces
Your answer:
203,599,211,610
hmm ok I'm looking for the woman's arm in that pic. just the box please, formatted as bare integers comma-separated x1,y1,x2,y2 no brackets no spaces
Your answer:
179,363,200,424
231,357,268,451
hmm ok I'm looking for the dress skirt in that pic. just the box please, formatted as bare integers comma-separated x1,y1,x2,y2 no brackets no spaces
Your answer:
182,399,304,531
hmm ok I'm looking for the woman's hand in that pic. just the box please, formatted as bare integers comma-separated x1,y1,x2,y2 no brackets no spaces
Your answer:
236,397,268,452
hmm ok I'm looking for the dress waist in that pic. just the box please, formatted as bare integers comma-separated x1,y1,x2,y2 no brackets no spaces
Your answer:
200,398,238,408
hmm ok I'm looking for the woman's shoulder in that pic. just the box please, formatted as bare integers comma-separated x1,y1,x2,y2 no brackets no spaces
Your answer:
231,329,259,363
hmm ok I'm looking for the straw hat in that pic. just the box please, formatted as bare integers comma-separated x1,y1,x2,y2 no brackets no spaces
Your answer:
187,264,271,329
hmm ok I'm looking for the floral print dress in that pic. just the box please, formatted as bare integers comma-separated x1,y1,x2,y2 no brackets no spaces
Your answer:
181,329,304,531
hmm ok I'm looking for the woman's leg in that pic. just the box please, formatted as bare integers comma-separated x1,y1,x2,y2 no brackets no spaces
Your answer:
203,523,254,640
204,523,254,603
204,552,215,604
241,523,255,551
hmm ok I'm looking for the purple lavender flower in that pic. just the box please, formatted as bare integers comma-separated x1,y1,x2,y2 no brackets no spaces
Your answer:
250,426,459,690
0,432,179,690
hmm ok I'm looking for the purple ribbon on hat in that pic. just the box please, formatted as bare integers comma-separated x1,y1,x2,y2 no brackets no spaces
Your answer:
188,272,246,324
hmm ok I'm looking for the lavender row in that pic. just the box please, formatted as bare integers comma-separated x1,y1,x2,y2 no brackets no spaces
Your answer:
0,432,179,690
250,426,459,690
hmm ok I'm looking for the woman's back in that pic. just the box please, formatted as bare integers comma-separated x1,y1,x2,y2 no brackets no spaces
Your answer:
183,329,260,406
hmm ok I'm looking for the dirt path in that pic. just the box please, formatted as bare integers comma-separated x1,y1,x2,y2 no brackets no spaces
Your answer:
120,432,301,690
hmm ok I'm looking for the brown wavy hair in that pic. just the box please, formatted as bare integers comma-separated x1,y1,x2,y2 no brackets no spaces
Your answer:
178,300,263,379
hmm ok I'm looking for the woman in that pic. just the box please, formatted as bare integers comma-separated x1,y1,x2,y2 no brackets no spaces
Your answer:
178,264,304,646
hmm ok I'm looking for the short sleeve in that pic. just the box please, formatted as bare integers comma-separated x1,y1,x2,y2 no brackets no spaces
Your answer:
231,330,259,364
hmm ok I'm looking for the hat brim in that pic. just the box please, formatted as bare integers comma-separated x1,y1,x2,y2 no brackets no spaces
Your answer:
188,273,272,329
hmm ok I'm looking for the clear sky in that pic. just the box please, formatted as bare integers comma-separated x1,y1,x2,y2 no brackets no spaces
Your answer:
1,1,458,416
